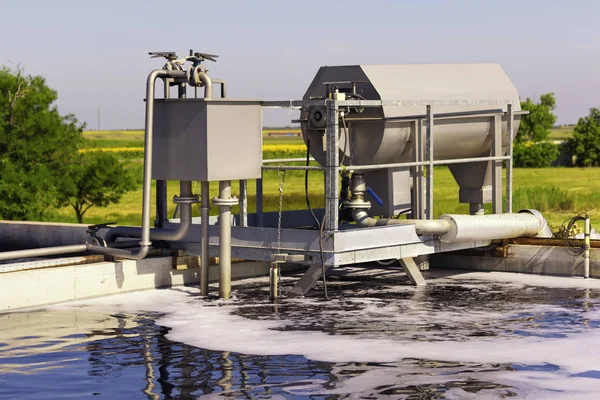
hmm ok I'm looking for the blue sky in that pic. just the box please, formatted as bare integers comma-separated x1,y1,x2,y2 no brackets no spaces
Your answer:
2,0,599,128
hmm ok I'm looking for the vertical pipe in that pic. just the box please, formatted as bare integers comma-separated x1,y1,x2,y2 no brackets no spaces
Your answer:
178,82,186,99
201,181,210,296
425,106,434,219
469,203,485,216
256,172,264,227
155,77,171,228
218,181,232,299
492,115,503,214
584,217,591,279
239,180,248,227
506,104,514,214
269,262,279,301
324,100,339,232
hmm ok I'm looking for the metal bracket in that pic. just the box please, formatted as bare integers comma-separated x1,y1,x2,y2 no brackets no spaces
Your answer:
271,253,309,263
212,196,239,207
173,194,200,204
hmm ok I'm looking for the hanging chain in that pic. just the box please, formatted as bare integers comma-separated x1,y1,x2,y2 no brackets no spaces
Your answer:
276,166,286,298
277,166,286,253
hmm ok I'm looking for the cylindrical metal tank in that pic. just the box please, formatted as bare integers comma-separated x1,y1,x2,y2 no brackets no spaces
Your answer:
300,64,521,166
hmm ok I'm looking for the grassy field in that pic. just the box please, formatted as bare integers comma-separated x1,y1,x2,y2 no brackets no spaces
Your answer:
548,126,574,140
61,130,599,231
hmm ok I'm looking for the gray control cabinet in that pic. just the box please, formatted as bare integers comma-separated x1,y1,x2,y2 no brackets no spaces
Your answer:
152,99,262,181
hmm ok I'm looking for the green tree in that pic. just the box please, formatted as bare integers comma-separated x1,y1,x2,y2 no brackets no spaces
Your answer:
513,93,559,168
56,151,136,223
516,93,557,143
0,66,137,222
566,108,600,167
0,66,83,220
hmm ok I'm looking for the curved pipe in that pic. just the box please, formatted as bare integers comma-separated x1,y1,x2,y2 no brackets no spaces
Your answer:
88,69,186,260
198,71,212,100
352,209,451,235
105,181,194,244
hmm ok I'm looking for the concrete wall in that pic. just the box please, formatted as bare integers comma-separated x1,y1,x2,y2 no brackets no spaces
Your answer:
431,244,600,279
0,257,273,313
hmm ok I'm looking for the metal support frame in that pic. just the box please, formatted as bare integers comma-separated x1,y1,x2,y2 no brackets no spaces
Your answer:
425,105,434,219
491,115,503,214
239,180,248,227
506,104,514,214
158,98,523,295
324,101,340,235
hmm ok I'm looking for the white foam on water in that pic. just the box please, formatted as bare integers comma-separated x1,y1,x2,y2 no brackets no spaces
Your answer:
431,270,600,289
65,278,600,398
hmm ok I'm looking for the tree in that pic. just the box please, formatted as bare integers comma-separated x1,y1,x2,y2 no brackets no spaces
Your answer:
56,151,136,223
513,93,559,168
0,66,83,220
516,93,557,143
0,66,137,222
566,108,600,167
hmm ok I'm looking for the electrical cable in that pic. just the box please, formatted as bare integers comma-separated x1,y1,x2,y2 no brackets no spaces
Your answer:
559,212,590,256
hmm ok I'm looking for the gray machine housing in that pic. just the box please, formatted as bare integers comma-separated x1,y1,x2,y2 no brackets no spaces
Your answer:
152,98,263,182
301,64,522,216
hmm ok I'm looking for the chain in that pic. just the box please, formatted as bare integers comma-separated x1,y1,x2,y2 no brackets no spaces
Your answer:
276,166,287,298
277,166,286,253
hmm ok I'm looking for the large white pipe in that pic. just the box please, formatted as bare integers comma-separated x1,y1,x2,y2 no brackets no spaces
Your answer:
439,209,552,243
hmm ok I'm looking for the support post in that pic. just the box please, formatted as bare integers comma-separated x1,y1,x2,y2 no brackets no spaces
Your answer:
214,180,237,300
200,181,210,296
256,172,264,227
269,262,280,301
584,217,591,279
324,100,340,232
491,115,503,214
239,180,248,227
399,257,427,286
425,106,434,219
506,104,514,214
412,119,425,219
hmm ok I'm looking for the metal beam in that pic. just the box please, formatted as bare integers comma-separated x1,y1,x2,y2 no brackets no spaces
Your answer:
491,115,503,214
506,104,514,214
425,105,434,219
399,257,427,286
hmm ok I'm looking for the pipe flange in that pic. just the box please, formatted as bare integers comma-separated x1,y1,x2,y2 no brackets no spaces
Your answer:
212,196,239,207
343,200,371,210
173,195,200,204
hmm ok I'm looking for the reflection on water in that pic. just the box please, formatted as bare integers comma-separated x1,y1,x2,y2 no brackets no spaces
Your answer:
1,268,600,398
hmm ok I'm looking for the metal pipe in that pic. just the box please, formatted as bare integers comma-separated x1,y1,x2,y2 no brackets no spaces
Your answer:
105,181,194,243
198,71,212,100
584,217,591,279
262,165,324,171
342,155,511,172
0,244,89,261
88,69,186,259
201,181,210,296
217,181,233,299
470,203,485,216
263,157,315,164
439,210,551,243
351,209,450,235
